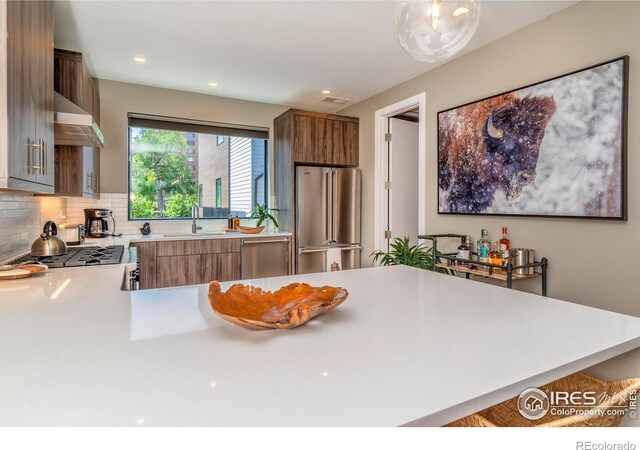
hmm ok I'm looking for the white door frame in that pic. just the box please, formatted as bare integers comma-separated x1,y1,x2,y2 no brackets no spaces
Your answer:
373,92,426,256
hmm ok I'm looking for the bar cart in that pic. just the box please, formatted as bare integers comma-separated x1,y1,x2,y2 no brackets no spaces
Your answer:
418,234,549,297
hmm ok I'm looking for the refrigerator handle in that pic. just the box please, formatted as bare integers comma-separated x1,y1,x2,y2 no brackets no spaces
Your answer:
325,170,331,243
298,247,329,254
332,169,338,244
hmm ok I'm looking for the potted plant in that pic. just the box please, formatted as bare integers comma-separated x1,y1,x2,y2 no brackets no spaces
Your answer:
250,203,280,230
371,236,454,275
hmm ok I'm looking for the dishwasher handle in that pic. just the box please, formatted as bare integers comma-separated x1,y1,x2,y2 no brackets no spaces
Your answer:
242,238,290,245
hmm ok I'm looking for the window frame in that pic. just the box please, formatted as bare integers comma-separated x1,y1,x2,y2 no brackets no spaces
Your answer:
127,118,269,221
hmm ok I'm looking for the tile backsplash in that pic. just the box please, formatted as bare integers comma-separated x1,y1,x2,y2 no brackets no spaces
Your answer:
0,192,66,262
0,192,254,262
64,193,234,236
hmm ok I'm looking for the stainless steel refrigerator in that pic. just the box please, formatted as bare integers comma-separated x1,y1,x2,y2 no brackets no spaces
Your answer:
296,166,361,274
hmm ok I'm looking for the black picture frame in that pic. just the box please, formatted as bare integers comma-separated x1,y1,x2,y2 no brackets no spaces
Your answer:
437,56,629,221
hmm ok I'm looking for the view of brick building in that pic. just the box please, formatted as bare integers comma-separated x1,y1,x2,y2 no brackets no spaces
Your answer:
180,132,199,179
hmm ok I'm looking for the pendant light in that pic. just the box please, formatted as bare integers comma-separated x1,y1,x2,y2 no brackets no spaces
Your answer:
395,0,481,62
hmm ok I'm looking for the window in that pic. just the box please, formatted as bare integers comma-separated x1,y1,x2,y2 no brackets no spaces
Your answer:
127,115,268,220
216,135,224,146
215,178,222,208
187,140,196,146
185,132,196,138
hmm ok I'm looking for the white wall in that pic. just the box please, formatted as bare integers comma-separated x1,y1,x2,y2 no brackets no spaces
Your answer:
340,1,640,380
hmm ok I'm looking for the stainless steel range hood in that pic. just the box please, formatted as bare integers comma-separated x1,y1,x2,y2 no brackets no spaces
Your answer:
54,92,106,147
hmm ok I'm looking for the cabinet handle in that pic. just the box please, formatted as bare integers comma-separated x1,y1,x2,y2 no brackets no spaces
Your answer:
29,141,42,173
87,172,92,189
95,174,99,192
40,139,46,176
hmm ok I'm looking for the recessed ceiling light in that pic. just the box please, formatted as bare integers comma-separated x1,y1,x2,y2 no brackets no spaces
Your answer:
452,6,469,17
208,81,219,87
133,56,147,63
322,90,331,95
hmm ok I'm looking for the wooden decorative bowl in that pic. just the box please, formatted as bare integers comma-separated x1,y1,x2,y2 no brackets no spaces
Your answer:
237,225,265,234
208,281,349,330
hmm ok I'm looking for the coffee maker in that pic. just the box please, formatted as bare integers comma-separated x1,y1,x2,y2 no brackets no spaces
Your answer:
84,208,110,238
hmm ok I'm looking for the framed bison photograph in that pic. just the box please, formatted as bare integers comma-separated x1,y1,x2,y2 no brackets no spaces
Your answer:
438,56,628,220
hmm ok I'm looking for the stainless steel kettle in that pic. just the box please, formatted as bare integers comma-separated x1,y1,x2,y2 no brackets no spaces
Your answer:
31,221,68,257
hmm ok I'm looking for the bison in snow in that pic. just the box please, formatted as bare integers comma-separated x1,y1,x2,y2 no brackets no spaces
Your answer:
439,93,556,213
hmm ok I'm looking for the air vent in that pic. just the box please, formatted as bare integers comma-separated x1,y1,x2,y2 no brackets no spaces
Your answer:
322,96,349,105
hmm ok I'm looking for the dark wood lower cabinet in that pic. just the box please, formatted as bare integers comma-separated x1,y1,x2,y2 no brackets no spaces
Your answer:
132,239,242,289
202,253,241,284
133,242,156,289
157,255,202,288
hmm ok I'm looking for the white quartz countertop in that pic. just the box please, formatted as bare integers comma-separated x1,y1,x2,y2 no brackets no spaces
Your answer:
127,230,291,244
1,265,639,426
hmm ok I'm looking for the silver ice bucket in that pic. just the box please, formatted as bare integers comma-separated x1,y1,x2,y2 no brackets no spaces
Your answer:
509,248,535,275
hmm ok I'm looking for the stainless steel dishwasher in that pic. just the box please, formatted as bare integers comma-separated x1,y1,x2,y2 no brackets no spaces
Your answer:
241,236,290,280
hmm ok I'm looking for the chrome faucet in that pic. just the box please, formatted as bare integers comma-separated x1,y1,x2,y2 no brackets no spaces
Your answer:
192,204,202,234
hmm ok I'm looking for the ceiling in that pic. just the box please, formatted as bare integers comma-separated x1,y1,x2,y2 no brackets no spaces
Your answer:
54,1,579,113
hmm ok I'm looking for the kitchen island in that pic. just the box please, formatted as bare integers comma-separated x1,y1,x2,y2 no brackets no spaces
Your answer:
1,264,639,426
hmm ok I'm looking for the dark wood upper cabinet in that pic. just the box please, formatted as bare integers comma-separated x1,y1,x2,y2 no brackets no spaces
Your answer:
294,115,324,164
336,121,358,167
4,0,54,193
279,109,358,167
52,48,101,198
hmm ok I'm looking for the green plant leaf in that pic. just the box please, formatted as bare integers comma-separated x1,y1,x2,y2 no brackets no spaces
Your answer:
250,203,279,229
266,213,279,228
370,236,455,275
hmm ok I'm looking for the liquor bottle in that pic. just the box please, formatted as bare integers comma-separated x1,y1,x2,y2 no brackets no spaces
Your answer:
499,227,510,260
233,214,240,230
457,235,471,263
489,240,503,269
477,229,490,269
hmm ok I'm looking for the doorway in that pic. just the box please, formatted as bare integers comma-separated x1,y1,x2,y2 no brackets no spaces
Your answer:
374,93,426,255
386,113,419,251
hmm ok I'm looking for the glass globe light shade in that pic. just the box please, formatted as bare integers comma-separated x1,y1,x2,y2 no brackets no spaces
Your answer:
395,0,481,62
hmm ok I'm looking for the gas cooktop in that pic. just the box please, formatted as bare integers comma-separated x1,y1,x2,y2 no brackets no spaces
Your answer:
11,245,125,268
